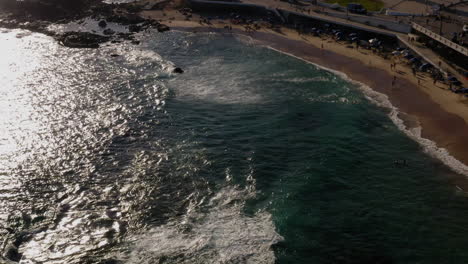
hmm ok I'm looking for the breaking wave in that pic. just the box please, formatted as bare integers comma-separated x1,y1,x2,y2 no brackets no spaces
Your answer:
120,186,283,264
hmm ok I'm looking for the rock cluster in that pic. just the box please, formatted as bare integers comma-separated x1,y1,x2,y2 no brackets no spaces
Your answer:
0,0,172,49
56,32,110,48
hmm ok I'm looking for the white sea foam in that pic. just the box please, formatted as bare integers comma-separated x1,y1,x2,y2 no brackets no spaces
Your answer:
121,186,283,264
261,45,468,177
170,57,264,104
106,44,177,75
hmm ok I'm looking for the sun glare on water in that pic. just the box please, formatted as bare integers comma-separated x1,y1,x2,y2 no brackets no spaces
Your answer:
0,30,49,165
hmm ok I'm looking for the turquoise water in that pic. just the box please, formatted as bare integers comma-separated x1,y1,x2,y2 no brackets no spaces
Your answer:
1,29,468,263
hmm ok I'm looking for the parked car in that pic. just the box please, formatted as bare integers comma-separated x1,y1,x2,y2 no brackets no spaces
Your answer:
347,3,367,15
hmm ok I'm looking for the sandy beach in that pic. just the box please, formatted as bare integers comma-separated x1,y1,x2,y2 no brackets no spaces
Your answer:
140,10,468,179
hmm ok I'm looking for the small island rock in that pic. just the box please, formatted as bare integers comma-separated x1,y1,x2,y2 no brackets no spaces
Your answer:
98,20,107,28
157,24,170,32
173,67,184,74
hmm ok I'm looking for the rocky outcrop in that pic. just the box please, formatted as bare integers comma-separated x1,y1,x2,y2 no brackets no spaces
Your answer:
106,13,146,25
57,32,110,48
103,28,115,35
157,24,170,32
0,0,171,49
3,243,21,262
173,67,184,74
128,24,142,33
0,0,97,21
98,20,107,28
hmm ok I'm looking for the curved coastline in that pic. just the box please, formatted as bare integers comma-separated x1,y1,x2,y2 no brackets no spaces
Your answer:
172,25,468,183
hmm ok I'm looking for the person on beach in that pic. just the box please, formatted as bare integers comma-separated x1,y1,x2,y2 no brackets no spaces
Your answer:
392,76,396,87
412,67,416,76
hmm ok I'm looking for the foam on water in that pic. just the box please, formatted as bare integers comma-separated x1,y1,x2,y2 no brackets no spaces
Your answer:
169,57,264,104
259,45,468,177
120,186,283,264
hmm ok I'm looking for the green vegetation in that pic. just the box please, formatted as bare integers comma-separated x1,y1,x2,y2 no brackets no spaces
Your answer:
325,0,385,12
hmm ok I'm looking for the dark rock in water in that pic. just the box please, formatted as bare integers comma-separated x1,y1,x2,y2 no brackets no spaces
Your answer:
107,13,145,25
103,28,115,35
4,243,21,262
157,24,170,32
131,40,140,45
173,67,184,74
99,258,122,264
98,20,107,28
57,32,110,49
117,32,134,40
128,24,141,33
111,54,119,57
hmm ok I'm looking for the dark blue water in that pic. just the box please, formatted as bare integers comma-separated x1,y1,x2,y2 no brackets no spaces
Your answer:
1,29,468,264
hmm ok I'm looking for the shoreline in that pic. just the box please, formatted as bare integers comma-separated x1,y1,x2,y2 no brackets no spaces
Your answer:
160,21,468,182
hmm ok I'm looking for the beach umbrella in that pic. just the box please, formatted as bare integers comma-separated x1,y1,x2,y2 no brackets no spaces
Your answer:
396,47,405,51
448,76,458,82
349,33,357,38
350,37,358,42
404,54,414,59
392,51,400,55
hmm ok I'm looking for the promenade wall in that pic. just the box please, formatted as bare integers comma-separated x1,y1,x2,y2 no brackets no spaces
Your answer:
187,0,275,17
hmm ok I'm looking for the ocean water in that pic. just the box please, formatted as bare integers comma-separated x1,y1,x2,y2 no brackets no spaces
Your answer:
1,28,468,264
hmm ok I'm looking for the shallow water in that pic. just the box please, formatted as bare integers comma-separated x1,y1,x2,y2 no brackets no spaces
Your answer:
1,29,468,263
